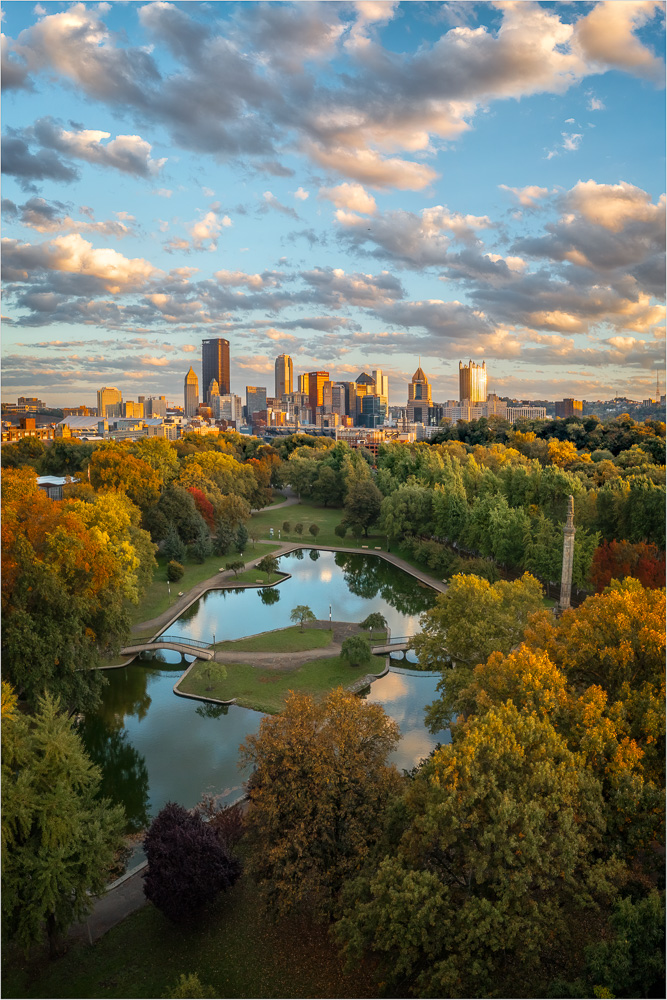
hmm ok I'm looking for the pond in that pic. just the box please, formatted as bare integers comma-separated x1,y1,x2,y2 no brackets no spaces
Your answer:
79,550,448,855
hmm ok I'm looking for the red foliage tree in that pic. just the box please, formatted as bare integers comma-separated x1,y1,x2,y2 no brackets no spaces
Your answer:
590,539,666,592
187,487,215,529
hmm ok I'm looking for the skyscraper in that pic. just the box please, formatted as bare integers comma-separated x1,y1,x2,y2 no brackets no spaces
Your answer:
202,338,230,402
97,386,122,418
184,367,199,417
372,368,389,404
275,354,293,398
407,364,432,423
459,359,487,403
246,386,267,420
307,371,329,416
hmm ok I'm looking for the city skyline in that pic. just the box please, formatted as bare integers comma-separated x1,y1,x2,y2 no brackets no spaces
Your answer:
2,2,665,406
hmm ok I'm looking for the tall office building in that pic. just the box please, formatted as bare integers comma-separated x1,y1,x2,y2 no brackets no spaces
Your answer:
307,371,329,416
372,368,389,404
459,359,487,403
202,338,230,402
406,364,432,423
298,372,310,395
145,395,167,418
184,367,199,417
322,381,346,416
246,386,267,420
97,386,122,418
219,393,243,425
555,398,583,419
275,354,293,399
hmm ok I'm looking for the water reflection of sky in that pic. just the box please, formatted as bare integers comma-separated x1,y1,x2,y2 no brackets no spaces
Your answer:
160,549,434,645
83,552,446,853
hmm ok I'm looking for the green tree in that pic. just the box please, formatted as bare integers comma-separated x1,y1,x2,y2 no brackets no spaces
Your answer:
190,519,212,563
163,973,217,999
341,635,372,667
256,555,279,582
310,465,340,507
167,560,184,582
240,688,401,917
309,523,320,539
290,605,316,630
360,612,387,632
294,522,304,537
585,892,665,1000
213,522,236,556
343,479,383,537
235,523,249,553
334,523,347,539
2,687,125,954
282,521,291,534
336,703,616,999
225,559,245,578
412,573,545,731
163,521,187,564
214,492,251,531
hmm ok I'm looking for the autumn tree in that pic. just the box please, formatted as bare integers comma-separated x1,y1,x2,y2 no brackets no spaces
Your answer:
590,539,666,592
240,688,401,917
336,703,618,999
89,443,161,511
2,686,125,954
188,487,215,529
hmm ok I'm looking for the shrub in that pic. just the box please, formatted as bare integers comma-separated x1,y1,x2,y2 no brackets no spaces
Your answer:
282,521,291,534
309,524,320,538
163,973,216,999
341,635,372,667
167,560,185,582
143,802,241,924
334,523,347,539
294,522,303,536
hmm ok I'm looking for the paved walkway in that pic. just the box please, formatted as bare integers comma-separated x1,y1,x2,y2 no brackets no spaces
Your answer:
69,869,148,945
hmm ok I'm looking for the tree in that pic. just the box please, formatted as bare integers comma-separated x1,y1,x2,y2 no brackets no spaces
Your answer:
89,444,162,511
309,523,320,539
2,687,125,954
336,702,616,999
585,892,665,1000
225,559,245,578
294,522,304,537
163,521,187,564
341,635,372,667
213,522,236,556
190,519,212,563
167,560,184,582
214,493,251,531
187,487,215,529
343,479,383,537
239,688,401,917
290,605,316,630
413,572,545,731
282,520,291,534
360,612,387,632
334,523,347,539
201,662,227,692
143,802,241,924
144,485,203,544
590,539,666,592
235,523,249,553
163,973,216,999
256,554,279,582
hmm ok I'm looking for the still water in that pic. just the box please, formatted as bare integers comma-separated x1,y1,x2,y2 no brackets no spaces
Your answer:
80,550,448,841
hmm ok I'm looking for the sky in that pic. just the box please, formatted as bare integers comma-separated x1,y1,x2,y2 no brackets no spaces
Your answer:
1,0,665,408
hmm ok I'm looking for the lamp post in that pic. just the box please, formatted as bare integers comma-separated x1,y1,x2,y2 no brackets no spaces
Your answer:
329,604,332,631
168,581,171,602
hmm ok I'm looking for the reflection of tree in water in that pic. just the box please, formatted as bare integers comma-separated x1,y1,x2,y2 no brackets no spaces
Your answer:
96,666,152,727
309,549,320,562
334,552,435,616
259,587,280,606
292,548,304,561
195,702,230,719
77,718,150,834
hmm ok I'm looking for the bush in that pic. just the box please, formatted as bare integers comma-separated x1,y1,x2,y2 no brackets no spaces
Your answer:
167,560,185,582
294,523,303,536
334,523,347,539
143,802,241,924
282,521,291,534
341,635,372,667
163,972,216,998
309,523,320,538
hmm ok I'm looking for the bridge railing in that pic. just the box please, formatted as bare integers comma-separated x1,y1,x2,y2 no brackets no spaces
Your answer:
373,635,416,646
152,634,211,649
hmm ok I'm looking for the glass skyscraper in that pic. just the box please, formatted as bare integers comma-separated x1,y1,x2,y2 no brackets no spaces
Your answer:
202,338,230,402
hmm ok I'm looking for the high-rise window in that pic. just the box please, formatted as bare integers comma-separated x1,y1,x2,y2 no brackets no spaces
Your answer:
184,367,199,417
202,339,230,401
458,360,487,403
307,371,329,415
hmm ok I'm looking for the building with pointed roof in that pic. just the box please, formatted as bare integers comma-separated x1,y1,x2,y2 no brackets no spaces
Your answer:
407,362,432,423
184,366,199,417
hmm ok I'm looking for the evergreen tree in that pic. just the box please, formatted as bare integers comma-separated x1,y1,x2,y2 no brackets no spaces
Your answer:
163,521,187,563
235,523,249,553
190,518,212,563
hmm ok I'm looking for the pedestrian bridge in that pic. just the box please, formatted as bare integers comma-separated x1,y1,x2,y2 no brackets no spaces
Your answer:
371,635,415,655
120,634,215,661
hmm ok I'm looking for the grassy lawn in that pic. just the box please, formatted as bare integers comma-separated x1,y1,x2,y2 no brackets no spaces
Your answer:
179,653,387,714
2,871,379,999
252,502,383,551
215,625,333,653
128,546,283,630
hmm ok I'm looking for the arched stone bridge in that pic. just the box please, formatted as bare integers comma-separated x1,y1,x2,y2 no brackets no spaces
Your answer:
120,635,215,661
371,635,415,655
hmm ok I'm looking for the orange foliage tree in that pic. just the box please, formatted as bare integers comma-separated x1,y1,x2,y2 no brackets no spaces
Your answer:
590,539,666,592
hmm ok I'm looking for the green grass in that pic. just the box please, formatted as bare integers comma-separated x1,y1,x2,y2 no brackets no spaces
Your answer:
215,625,333,653
252,502,389,551
2,871,379,999
179,653,387,714
128,546,283,630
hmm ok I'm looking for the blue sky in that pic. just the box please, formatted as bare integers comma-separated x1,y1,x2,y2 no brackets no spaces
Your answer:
2,1,665,406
